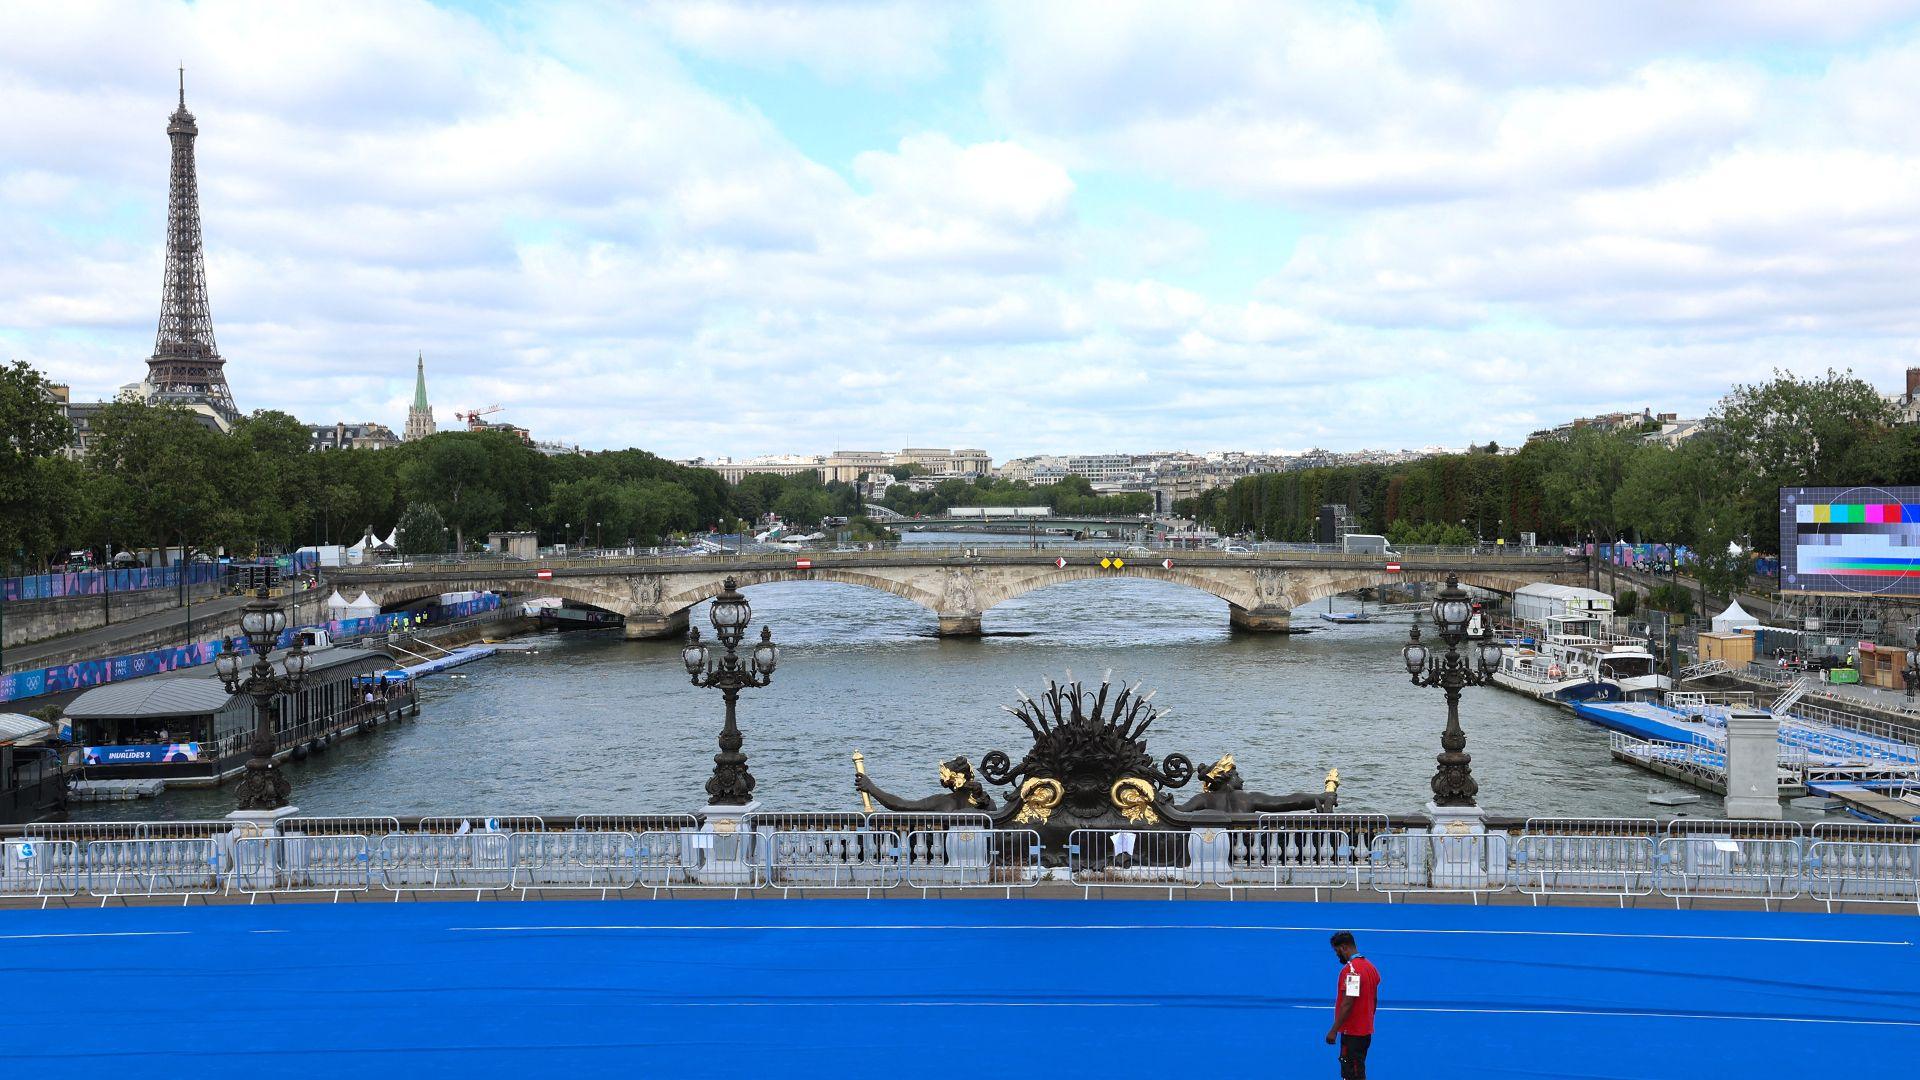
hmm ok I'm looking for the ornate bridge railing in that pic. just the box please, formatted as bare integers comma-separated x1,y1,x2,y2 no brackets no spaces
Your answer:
8,816,1918,913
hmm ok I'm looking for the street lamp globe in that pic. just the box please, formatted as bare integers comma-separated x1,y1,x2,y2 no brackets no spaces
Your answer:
1402,626,1429,675
709,577,752,631
1478,638,1504,675
214,640,241,683
752,627,779,676
1432,576,1472,638
682,627,709,674
283,645,311,681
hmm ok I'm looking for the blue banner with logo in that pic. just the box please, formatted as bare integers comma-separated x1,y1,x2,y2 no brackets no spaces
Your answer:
0,593,502,704
82,743,201,765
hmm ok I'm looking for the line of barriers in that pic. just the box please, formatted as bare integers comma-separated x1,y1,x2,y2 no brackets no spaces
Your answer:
2,815,1915,911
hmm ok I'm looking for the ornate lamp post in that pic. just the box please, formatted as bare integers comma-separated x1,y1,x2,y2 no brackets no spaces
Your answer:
684,577,779,805
214,589,310,811
1401,573,1503,807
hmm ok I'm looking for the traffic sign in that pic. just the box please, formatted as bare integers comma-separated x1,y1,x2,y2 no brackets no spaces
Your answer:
1161,558,1174,569
1113,558,1125,569
535,568,553,580
1054,557,1067,569
1385,562,1402,573
1100,558,1113,569
795,558,813,570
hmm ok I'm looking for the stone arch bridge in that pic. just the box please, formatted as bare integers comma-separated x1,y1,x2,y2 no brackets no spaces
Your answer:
331,549,1588,638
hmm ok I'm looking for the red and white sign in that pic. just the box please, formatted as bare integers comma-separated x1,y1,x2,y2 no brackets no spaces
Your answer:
535,568,553,580
1161,558,1175,569
1385,562,1402,573
1055,557,1068,568
795,558,813,570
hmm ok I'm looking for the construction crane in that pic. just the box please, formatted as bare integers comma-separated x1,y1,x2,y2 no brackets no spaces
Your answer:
455,404,504,431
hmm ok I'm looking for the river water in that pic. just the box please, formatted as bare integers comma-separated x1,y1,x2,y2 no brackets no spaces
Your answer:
77,535,1730,821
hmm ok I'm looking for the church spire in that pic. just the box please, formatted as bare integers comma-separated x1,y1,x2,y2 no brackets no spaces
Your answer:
405,351,436,441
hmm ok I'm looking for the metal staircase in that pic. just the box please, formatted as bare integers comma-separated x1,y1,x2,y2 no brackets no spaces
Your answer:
1771,676,1811,717
1675,658,1728,681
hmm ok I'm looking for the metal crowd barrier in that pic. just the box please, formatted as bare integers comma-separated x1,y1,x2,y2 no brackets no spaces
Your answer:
633,828,762,893
231,835,372,903
281,816,402,838
1511,818,1659,905
571,814,700,833
415,815,545,836
510,831,644,898
16,816,1920,910
903,828,1042,893
1369,832,1510,901
86,838,228,906
1,838,81,907
766,830,902,894
1655,836,1803,909
1067,829,1218,895
1806,841,1920,912
374,832,515,899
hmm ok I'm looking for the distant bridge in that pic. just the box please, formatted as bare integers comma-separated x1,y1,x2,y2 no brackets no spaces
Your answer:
330,547,1586,638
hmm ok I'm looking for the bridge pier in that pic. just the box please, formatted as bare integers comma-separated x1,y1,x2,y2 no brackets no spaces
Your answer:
623,608,689,640
1229,604,1293,633
938,613,983,637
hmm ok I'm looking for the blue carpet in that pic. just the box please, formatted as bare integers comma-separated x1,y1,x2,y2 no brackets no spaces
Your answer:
3,899,1917,1078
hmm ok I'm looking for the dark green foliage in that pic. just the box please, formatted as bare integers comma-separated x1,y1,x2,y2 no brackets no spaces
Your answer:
1181,369,1904,557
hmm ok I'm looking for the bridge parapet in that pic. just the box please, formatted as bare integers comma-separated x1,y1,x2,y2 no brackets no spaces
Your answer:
330,546,1586,639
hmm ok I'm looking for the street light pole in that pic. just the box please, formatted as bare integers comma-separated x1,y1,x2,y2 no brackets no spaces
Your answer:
1402,573,1504,807
215,589,310,811
684,577,780,805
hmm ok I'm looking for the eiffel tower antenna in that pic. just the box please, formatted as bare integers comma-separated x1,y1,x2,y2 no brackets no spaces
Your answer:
146,68,238,423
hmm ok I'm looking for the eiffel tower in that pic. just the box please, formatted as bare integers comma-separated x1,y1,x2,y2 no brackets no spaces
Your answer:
144,69,238,424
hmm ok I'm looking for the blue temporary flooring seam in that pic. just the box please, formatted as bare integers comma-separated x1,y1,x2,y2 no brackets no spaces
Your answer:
3,898,1916,1078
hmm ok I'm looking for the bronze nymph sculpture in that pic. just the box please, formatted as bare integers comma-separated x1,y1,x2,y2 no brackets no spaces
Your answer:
854,755,997,813
1175,754,1339,815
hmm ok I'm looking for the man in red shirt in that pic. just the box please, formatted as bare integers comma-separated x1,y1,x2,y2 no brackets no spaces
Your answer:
1325,930,1380,1079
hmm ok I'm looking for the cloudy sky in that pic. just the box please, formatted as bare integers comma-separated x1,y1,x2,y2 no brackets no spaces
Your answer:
6,1,1920,459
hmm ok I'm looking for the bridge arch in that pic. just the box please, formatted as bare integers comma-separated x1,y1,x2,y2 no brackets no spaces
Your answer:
365,578,638,615
970,565,1249,612
658,569,944,617
1281,569,1537,611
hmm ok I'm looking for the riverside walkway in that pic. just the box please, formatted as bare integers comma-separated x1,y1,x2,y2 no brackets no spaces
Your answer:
5,898,1916,1079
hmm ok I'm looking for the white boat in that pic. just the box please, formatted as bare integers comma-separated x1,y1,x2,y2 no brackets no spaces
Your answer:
1492,614,1669,706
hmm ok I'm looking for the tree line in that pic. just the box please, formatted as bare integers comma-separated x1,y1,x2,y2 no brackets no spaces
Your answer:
0,361,874,567
1175,370,1914,594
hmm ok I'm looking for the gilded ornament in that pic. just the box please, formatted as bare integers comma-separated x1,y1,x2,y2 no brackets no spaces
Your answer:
1110,777,1160,824
1014,777,1064,824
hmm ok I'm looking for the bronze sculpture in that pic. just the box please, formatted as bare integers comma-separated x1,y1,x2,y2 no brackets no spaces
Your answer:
1175,754,1339,815
854,755,997,813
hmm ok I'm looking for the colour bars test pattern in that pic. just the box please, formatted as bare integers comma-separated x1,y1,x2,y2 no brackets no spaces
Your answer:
1780,485,1920,595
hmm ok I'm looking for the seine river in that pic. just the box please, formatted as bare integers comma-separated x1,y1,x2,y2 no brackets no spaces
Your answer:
79,536,1732,821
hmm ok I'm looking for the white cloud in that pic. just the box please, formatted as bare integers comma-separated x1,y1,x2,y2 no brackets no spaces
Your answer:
7,0,1920,460
649,0,953,84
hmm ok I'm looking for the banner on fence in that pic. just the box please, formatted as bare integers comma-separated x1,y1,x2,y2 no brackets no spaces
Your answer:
0,594,501,704
1,561,226,602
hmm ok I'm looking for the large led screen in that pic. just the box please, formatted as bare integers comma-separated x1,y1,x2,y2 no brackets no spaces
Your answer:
1780,485,1920,595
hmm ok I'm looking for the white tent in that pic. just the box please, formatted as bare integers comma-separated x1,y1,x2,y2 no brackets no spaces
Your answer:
325,589,350,618
1711,600,1760,634
381,528,399,550
345,591,380,617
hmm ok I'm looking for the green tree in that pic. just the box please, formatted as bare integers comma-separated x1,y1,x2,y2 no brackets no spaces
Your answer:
399,435,502,551
395,500,448,555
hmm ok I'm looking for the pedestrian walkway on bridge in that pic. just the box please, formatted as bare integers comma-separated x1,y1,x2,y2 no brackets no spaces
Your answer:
5,899,1915,1078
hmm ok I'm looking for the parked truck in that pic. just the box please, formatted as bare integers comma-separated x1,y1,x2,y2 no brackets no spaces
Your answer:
1342,534,1396,556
